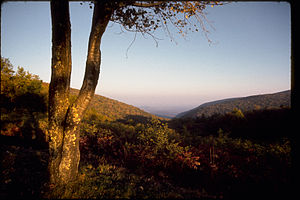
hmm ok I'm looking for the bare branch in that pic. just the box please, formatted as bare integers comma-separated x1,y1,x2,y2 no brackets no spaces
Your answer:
126,31,137,59
110,1,224,44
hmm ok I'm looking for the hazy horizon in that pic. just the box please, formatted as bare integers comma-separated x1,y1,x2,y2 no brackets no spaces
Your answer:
100,89,291,118
1,1,291,113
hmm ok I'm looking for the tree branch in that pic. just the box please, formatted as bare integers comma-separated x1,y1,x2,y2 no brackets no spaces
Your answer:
69,1,113,121
132,1,164,8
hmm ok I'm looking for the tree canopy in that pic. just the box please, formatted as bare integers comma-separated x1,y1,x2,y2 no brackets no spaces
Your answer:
1,57,43,100
86,1,224,43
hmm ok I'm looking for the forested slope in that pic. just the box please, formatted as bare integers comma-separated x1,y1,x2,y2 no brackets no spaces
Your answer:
41,83,164,122
69,87,164,121
177,90,290,118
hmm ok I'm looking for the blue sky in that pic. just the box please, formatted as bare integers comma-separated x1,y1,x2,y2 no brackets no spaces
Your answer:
1,1,291,113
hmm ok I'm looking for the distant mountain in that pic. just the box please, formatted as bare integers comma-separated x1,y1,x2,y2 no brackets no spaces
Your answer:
140,105,194,119
176,90,290,119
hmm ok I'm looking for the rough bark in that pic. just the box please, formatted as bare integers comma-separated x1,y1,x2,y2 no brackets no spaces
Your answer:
48,0,72,185
48,0,113,186
58,1,113,184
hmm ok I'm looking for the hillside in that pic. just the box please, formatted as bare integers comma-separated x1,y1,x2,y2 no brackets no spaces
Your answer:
1,60,292,199
41,83,163,121
70,87,163,121
177,90,290,118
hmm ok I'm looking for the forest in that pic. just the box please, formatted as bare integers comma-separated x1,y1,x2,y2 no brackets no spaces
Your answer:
0,57,294,199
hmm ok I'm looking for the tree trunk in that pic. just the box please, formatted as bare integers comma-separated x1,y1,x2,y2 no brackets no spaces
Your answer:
48,0,72,185
48,0,113,186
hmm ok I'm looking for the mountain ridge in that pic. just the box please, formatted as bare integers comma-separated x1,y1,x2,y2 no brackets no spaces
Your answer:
176,90,290,118
71,87,166,121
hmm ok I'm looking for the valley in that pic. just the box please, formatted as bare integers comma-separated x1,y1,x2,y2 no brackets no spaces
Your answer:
139,105,195,119
140,90,290,120
1,59,293,199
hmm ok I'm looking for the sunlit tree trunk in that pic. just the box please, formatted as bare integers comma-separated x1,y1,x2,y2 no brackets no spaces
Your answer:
48,0,112,186
48,0,72,185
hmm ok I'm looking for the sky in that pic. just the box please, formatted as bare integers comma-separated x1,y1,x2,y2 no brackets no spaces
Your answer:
1,1,291,114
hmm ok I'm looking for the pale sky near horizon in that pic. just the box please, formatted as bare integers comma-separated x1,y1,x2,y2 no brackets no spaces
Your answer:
1,1,291,112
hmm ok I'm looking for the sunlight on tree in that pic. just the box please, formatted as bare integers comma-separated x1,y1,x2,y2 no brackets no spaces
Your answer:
48,0,224,188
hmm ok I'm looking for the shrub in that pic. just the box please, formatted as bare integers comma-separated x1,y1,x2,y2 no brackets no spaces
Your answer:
79,118,201,174
135,119,200,170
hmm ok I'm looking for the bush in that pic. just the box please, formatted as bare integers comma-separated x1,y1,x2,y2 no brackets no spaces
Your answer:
52,162,198,199
135,119,200,170
79,118,201,176
56,164,138,199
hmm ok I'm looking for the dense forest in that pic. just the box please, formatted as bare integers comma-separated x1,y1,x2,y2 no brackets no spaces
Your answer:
0,58,294,199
